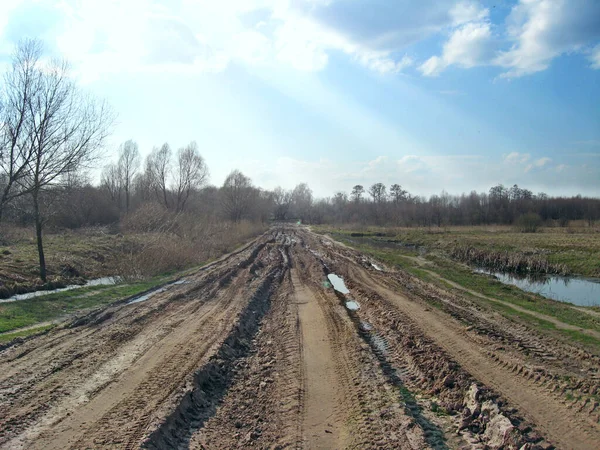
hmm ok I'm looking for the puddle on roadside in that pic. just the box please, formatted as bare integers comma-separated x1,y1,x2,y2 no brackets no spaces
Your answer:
127,287,167,304
361,321,373,331
475,268,600,307
1,276,122,303
327,274,349,294
127,278,188,305
370,334,388,354
345,300,360,311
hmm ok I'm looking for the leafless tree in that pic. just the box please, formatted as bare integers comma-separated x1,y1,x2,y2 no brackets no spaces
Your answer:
101,163,122,207
368,183,387,203
272,186,292,220
19,47,113,281
351,184,364,202
146,142,171,208
173,141,208,212
117,140,140,214
0,40,43,223
221,169,253,222
389,184,407,203
291,183,313,223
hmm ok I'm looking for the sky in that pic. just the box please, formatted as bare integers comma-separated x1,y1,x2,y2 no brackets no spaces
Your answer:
0,0,599,197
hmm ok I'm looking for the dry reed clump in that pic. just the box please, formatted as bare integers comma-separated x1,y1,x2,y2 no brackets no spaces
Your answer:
116,205,266,280
450,246,569,275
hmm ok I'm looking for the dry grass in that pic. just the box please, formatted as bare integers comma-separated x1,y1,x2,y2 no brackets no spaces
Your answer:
314,223,600,277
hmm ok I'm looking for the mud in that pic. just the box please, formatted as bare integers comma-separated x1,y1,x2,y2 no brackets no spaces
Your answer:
0,226,598,449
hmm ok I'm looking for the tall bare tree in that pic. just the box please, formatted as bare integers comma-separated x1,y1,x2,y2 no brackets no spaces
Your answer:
146,142,171,208
173,141,208,212
20,46,113,281
0,40,43,223
351,184,364,203
369,183,387,203
291,183,313,223
272,186,292,221
101,163,122,207
117,140,140,214
221,169,253,222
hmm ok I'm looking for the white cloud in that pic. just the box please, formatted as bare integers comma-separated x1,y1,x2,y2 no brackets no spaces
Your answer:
504,152,531,164
525,156,552,172
495,0,600,78
449,1,489,26
590,44,600,69
420,16,492,76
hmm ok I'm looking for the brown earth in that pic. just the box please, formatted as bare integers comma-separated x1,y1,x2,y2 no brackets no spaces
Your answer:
0,226,599,449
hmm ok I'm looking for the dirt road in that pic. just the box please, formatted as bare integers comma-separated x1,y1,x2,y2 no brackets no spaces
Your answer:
1,227,599,449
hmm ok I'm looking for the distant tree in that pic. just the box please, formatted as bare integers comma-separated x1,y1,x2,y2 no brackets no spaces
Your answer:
368,183,386,203
101,163,123,208
146,143,171,208
291,183,313,223
117,140,140,214
19,45,113,280
272,186,292,221
389,184,407,203
173,141,208,212
221,169,253,222
351,184,364,202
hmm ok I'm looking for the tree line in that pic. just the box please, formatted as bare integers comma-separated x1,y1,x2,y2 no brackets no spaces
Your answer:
2,40,599,283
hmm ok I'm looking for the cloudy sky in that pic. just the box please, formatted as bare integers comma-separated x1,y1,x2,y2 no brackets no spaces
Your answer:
1,0,599,197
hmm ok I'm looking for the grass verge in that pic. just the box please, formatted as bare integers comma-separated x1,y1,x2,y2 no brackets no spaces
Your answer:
0,276,173,335
321,230,600,352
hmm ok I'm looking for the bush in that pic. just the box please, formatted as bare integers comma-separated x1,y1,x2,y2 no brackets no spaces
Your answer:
515,213,542,233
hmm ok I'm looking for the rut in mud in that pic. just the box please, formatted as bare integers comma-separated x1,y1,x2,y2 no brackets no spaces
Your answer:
0,226,599,449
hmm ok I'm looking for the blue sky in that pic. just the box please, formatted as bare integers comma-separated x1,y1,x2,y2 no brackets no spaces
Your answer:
1,0,599,197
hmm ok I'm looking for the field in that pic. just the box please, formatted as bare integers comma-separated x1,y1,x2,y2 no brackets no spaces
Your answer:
0,226,599,449
314,224,600,277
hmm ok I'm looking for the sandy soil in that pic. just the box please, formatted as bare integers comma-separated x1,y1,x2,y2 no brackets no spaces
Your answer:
0,226,598,449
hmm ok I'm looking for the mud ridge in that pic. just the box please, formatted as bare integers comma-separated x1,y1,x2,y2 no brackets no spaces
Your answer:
143,266,284,449
328,279,449,449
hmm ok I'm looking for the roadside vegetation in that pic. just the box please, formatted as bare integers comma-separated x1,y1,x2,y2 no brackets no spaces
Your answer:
1,38,599,350
314,226,600,352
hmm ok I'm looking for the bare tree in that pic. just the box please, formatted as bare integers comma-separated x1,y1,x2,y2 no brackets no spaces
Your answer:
173,141,208,212
272,186,292,221
291,183,313,223
0,40,43,222
101,163,123,208
117,140,140,214
221,169,253,222
20,49,113,281
146,142,171,208
389,184,407,203
368,183,387,203
351,184,364,203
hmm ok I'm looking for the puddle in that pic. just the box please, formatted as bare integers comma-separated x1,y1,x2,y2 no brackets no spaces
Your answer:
1,276,121,303
127,278,189,305
345,300,360,311
370,334,388,354
127,287,166,304
327,274,349,294
371,263,382,271
476,268,600,307
360,321,373,331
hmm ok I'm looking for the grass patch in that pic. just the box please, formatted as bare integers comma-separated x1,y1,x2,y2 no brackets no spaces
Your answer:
314,225,600,277
0,275,172,334
0,324,55,344
323,229,600,352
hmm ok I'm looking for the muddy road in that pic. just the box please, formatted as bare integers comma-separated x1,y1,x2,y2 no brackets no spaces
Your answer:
1,227,599,449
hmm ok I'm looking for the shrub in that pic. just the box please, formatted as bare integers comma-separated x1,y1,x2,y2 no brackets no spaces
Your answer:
515,213,542,233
